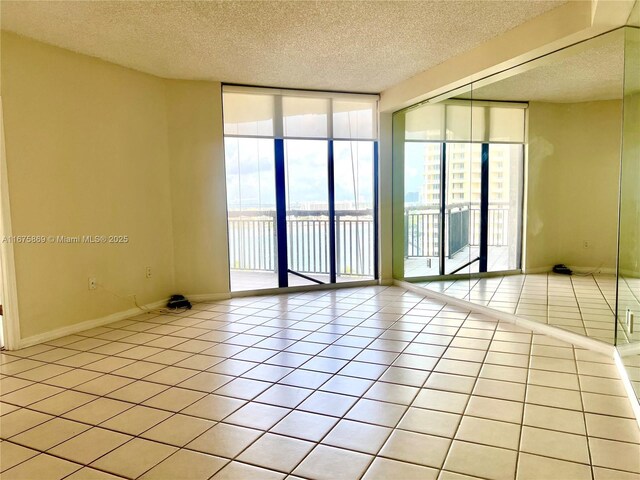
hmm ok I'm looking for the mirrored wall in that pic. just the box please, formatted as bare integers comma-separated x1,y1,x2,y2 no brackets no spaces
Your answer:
393,27,637,353
617,26,640,398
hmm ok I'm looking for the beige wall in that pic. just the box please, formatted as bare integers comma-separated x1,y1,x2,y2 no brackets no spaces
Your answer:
165,80,230,296
0,32,233,341
525,100,622,272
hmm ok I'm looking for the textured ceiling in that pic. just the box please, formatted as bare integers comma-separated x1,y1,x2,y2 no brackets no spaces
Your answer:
465,32,625,103
1,0,565,93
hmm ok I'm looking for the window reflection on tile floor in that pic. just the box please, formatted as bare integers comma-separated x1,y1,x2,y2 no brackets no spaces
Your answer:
1,285,639,479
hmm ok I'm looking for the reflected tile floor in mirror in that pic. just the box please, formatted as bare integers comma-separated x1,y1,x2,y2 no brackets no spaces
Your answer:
1,285,639,479
415,273,636,345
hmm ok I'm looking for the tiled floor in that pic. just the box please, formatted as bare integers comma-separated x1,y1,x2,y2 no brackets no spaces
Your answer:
417,273,624,344
1,285,639,480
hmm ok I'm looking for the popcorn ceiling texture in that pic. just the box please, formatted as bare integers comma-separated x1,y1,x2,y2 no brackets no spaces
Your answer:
1,0,565,92
467,32,625,103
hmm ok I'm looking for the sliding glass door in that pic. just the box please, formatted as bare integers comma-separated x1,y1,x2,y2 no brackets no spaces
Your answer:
223,87,378,291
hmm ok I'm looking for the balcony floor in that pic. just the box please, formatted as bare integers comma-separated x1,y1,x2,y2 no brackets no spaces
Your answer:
404,245,512,278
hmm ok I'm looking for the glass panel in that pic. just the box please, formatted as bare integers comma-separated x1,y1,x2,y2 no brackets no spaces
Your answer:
617,26,640,399
333,100,376,140
284,140,330,285
487,144,523,272
403,142,441,278
446,103,486,142
283,97,329,138
223,93,274,137
405,104,445,141
334,141,375,281
225,137,278,291
445,142,480,276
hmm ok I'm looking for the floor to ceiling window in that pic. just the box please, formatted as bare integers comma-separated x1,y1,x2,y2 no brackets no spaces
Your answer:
394,99,525,280
223,86,378,291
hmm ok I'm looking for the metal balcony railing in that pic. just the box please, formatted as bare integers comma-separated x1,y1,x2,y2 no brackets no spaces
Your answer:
227,209,374,276
227,204,510,276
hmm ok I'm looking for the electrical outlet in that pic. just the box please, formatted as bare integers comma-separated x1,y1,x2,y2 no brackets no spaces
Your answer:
145,267,152,279
583,241,590,249
88,277,97,290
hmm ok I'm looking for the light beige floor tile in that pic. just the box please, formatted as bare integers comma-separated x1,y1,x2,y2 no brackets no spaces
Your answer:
178,372,234,392
323,419,392,454
589,437,640,473
142,387,205,412
65,467,125,479
141,414,215,446
11,417,90,450
100,405,172,435
49,427,131,464
271,410,339,441
181,394,246,421
520,426,590,464
1,383,64,406
398,407,460,438
238,432,314,472
106,380,169,403
293,444,373,480
523,403,586,435
380,430,450,468
29,390,96,416
525,385,583,411
225,402,290,430
455,416,520,450
0,442,39,473
465,396,523,424
187,422,262,457
362,457,439,480
0,402,20,416
73,374,133,396
345,398,407,427
593,466,640,480
585,413,640,443
443,440,517,480
90,438,178,478
516,452,592,480
582,392,635,418
0,409,54,437
424,373,476,394
412,389,469,414
63,397,132,424
528,369,580,390
473,378,525,402
141,449,228,479
1,453,81,480
212,461,285,480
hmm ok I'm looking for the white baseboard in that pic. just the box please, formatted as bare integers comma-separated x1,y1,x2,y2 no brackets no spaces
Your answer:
394,279,615,356
15,297,170,350
379,278,395,286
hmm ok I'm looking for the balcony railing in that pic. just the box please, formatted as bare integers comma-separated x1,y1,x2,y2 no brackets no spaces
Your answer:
405,203,510,258
228,204,510,276
228,209,374,277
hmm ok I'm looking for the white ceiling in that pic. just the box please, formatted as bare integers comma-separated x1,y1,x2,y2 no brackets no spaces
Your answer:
465,31,625,103
0,0,566,93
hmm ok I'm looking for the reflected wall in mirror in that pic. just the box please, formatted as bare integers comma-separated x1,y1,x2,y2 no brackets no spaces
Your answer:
617,26,640,399
393,28,630,346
